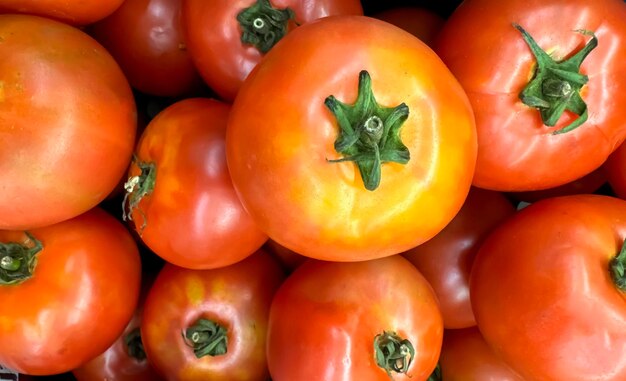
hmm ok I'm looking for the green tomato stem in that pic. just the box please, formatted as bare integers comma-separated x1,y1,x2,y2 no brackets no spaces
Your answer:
325,70,410,191
515,23,597,134
183,318,228,358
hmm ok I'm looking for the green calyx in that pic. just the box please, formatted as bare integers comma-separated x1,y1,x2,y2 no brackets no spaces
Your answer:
183,319,228,358
124,327,147,361
325,70,410,191
122,156,156,233
515,23,597,134
373,331,415,379
237,0,295,54
0,232,42,285
610,240,626,292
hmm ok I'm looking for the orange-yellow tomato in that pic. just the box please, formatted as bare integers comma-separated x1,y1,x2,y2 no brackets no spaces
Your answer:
226,15,477,261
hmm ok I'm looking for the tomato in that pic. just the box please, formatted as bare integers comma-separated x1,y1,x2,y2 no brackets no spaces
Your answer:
0,0,124,25
403,187,515,329
605,140,626,199
438,327,524,381
435,0,626,191
509,166,607,203
0,208,141,376
123,98,267,269
182,0,363,101
267,255,442,381
470,195,626,380
371,7,444,47
0,14,136,230
141,250,285,381
88,0,203,97
226,15,477,262
72,274,164,381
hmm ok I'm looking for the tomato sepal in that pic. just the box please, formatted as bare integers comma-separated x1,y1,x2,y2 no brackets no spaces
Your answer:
0,232,41,285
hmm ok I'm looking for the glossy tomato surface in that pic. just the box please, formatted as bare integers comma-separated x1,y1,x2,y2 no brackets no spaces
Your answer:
226,15,477,262
72,274,163,381
267,255,443,381
403,187,515,329
436,0,626,191
89,0,202,97
0,14,136,230
439,327,524,381
141,250,285,381
471,195,626,380
0,0,124,24
124,98,267,269
0,208,141,376
182,0,363,100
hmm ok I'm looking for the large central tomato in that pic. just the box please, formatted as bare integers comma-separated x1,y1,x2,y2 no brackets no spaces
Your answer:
226,15,477,262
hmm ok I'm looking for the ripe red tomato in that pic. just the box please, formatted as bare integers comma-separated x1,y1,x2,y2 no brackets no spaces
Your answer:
182,0,363,100
438,327,525,381
72,275,164,381
0,0,124,25
123,98,268,269
403,187,515,329
226,15,477,262
470,195,626,380
141,250,285,381
88,0,203,97
267,256,442,381
372,7,444,47
0,14,136,230
436,0,626,191
0,208,141,376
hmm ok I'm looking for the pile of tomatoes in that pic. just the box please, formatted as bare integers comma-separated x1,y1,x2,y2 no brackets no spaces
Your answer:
2,0,626,380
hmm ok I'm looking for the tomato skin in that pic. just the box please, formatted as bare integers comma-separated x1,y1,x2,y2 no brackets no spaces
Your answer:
226,15,477,262
141,250,285,381
509,166,607,203
435,0,626,191
470,195,626,380
0,14,136,230
439,327,524,381
182,0,363,101
126,98,267,269
89,0,202,97
403,187,515,329
72,275,164,381
267,256,443,381
372,7,444,47
0,208,142,376
0,0,125,25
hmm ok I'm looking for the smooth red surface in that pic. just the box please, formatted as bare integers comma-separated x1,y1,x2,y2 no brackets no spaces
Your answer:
89,0,202,97
141,250,285,381
267,256,443,381
436,0,626,191
0,0,124,25
471,195,626,380
403,187,515,329
0,208,142,376
182,0,363,100
439,327,525,381
126,98,268,269
0,14,136,230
